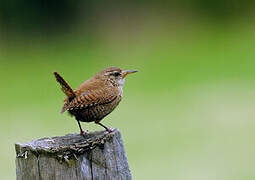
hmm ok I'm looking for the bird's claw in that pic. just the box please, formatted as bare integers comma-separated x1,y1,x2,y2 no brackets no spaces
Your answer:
106,128,114,133
80,130,88,135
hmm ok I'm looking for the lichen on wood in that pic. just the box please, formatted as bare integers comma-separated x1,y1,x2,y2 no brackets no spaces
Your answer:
15,129,132,180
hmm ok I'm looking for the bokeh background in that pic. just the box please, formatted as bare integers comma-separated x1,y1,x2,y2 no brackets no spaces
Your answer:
1,0,255,179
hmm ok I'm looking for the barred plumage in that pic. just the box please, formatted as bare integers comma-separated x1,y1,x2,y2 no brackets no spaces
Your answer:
54,67,138,134
53,72,75,98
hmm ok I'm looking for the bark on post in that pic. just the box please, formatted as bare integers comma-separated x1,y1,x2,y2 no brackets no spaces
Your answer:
15,129,132,180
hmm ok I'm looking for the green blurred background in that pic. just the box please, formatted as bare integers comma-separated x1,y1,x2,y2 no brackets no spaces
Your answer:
1,1,255,179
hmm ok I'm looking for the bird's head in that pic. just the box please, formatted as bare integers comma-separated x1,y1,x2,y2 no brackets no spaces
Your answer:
97,67,138,87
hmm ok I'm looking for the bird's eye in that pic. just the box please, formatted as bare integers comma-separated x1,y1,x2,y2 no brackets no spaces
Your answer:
113,72,121,76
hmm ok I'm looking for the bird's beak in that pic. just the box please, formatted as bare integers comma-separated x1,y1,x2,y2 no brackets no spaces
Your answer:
122,70,138,77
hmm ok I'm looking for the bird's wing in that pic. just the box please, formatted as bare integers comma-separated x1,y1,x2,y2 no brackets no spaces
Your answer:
61,89,118,113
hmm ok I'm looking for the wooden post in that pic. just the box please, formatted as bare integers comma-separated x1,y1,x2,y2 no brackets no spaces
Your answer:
15,129,132,180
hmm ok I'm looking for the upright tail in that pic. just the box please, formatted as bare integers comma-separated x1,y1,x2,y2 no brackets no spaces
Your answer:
53,71,76,98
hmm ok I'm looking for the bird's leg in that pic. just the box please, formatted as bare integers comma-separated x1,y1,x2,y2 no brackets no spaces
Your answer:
95,121,113,133
77,120,86,135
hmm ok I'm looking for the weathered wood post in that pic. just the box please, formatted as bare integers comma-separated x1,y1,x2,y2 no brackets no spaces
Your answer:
15,129,132,180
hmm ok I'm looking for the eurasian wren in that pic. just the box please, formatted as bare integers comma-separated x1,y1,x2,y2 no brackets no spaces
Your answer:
54,67,138,134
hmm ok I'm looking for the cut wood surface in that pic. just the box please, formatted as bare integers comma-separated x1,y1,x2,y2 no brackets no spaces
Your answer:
15,129,132,180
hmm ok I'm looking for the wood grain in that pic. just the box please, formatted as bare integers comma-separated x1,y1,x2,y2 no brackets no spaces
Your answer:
15,129,132,180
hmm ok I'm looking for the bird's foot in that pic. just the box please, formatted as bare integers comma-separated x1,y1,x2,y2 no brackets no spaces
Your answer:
106,127,114,133
80,130,88,135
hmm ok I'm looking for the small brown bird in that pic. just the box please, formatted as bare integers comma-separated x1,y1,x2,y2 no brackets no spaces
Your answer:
54,67,138,134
